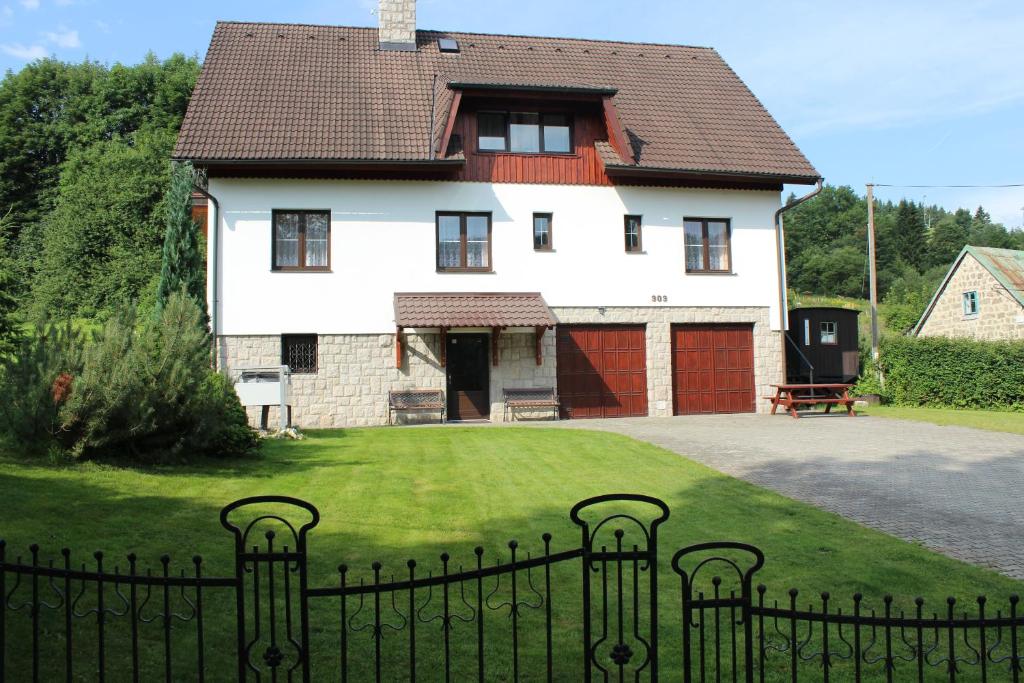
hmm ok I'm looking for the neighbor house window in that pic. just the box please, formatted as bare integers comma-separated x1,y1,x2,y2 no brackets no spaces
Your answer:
282,334,318,374
624,215,642,253
436,212,492,272
963,291,979,316
476,112,572,153
272,210,330,271
684,218,731,273
533,213,552,250
820,321,837,345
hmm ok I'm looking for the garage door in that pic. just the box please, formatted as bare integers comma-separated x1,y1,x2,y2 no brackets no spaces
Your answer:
671,324,755,415
556,325,648,419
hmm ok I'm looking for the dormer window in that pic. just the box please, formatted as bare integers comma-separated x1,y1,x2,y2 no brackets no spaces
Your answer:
476,112,572,154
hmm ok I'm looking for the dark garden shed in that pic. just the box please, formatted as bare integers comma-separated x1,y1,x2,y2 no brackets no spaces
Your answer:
786,307,860,383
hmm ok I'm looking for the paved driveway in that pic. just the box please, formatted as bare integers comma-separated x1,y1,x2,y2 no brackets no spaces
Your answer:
552,414,1024,579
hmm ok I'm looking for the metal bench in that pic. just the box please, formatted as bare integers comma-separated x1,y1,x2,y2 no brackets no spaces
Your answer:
503,387,560,422
387,389,446,425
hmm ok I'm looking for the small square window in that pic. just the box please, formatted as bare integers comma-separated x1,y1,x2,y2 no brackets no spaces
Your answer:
962,291,979,317
820,321,837,345
282,334,318,374
477,112,507,151
533,213,552,250
624,215,642,253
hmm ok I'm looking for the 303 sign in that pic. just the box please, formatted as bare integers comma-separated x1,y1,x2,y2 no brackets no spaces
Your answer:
651,295,668,303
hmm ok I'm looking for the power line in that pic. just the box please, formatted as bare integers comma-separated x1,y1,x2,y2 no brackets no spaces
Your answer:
869,183,1024,188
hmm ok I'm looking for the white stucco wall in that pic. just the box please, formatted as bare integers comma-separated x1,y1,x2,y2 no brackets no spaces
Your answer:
206,179,785,334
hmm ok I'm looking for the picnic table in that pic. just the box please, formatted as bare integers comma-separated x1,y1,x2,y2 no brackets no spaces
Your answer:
767,383,856,418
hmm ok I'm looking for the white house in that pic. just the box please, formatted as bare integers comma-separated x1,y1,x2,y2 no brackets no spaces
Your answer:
174,1,821,427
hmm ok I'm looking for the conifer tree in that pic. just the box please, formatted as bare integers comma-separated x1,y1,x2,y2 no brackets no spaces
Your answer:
155,162,206,316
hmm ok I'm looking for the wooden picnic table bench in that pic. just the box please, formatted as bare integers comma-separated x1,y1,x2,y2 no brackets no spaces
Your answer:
503,387,560,421
766,383,855,418
388,388,446,425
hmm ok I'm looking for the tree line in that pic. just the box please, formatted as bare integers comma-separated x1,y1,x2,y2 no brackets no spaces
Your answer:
0,54,200,322
784,185,1024,331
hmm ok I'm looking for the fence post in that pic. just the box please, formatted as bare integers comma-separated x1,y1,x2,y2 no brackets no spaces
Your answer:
220,496,320,682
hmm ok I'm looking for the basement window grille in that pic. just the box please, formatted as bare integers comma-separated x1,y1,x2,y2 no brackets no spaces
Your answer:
282,334,318,374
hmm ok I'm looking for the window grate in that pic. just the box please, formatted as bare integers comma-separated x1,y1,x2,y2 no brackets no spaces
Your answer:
282,334,318,374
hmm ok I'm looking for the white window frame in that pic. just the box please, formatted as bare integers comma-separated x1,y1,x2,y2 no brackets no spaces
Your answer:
820,321,838,345
962,291,979,317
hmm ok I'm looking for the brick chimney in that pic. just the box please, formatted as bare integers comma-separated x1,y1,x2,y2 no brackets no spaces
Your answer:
378,0,416,51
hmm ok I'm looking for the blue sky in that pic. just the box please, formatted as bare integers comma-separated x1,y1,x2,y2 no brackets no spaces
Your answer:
2,0,1023,227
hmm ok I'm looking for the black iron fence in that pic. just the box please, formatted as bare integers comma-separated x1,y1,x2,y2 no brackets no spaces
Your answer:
1,494,1021,681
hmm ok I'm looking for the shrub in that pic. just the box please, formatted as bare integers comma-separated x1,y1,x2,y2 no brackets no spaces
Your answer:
0,322,84,453
879,335,1024,409
0,293,258,460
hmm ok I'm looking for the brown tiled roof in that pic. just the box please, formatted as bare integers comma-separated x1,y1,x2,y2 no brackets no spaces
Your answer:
175,22,818,181
394,292,557,328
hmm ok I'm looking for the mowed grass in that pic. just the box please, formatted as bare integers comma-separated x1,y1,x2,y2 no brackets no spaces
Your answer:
863,404,1024,435
1,427,1021,680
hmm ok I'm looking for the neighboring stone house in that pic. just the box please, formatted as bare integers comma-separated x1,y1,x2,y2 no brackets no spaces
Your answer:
914,246,1024,340
174,0,821,427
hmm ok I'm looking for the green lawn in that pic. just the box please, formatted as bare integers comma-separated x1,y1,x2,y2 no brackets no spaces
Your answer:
863,404,1024,435
1,427,1020,680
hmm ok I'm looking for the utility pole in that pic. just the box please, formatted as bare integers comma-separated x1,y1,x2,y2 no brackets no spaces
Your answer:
866,184,880,363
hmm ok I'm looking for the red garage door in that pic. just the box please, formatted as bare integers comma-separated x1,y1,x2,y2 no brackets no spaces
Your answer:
556,325,648,419
672,324,755,415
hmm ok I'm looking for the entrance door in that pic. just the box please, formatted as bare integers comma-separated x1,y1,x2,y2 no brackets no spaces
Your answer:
446,334,490,420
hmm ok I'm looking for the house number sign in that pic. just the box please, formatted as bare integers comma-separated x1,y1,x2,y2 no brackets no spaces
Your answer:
651,295,668,303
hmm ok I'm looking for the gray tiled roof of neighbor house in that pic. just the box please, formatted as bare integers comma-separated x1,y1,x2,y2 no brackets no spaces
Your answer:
174,22,819,181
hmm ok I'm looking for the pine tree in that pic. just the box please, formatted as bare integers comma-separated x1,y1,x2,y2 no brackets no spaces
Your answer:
0,216,18,356
894,199,927,270
155,161,206,316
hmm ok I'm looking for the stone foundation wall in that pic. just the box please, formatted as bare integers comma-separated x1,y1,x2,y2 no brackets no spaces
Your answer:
550,306,781,415
917,255,1024,340
219,305,781,428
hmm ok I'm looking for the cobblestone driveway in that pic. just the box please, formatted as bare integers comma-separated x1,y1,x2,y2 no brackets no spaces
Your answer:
554,414,1024,579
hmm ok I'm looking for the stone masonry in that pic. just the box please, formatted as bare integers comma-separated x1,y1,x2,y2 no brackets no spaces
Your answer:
917,254,1024,340
377,0,416,47
219,306,781,428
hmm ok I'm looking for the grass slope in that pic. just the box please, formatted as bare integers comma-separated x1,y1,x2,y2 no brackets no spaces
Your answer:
1,427,1019,679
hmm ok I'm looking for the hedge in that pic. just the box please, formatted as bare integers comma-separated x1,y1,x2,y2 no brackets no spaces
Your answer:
879,335,1024,409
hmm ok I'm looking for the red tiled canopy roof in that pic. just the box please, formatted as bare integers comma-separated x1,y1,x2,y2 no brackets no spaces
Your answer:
394,292,557,328
174,22,819,182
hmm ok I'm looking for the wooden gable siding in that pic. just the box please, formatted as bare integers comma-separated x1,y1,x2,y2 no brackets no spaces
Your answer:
448,101,612,186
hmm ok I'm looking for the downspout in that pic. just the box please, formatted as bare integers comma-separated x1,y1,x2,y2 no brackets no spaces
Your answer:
192,182,221,370
773,178,823,382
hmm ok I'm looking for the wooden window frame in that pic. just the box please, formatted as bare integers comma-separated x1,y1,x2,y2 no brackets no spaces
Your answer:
624,215,643,253
819,321,838,346
281,334,318,374
533,212,553,251
475,111,574,155
271,209,331,272
683,217,733,274
962,290,979,317
435,211,493,273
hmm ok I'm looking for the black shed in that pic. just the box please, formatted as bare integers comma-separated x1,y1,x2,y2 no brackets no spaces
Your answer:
786,307,860,383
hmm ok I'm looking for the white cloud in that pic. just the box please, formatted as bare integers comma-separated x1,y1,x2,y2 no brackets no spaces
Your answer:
94,19,109,33
1,42,47,59
43,27,79,48
18,0,38,9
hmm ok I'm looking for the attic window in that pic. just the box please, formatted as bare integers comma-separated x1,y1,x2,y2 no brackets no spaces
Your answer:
438,38,460,53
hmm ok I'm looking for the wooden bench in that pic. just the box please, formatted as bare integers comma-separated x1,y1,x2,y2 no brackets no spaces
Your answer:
503,388,560,422
388,389,446,425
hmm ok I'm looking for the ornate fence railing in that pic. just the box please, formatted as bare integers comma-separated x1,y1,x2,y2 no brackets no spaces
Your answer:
1,494,1021,681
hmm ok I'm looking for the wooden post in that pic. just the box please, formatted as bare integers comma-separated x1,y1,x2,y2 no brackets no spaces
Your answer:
534,326,546,366
866,184,880,362
439,327,447,367
395,326,403,369
491,327,501,366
